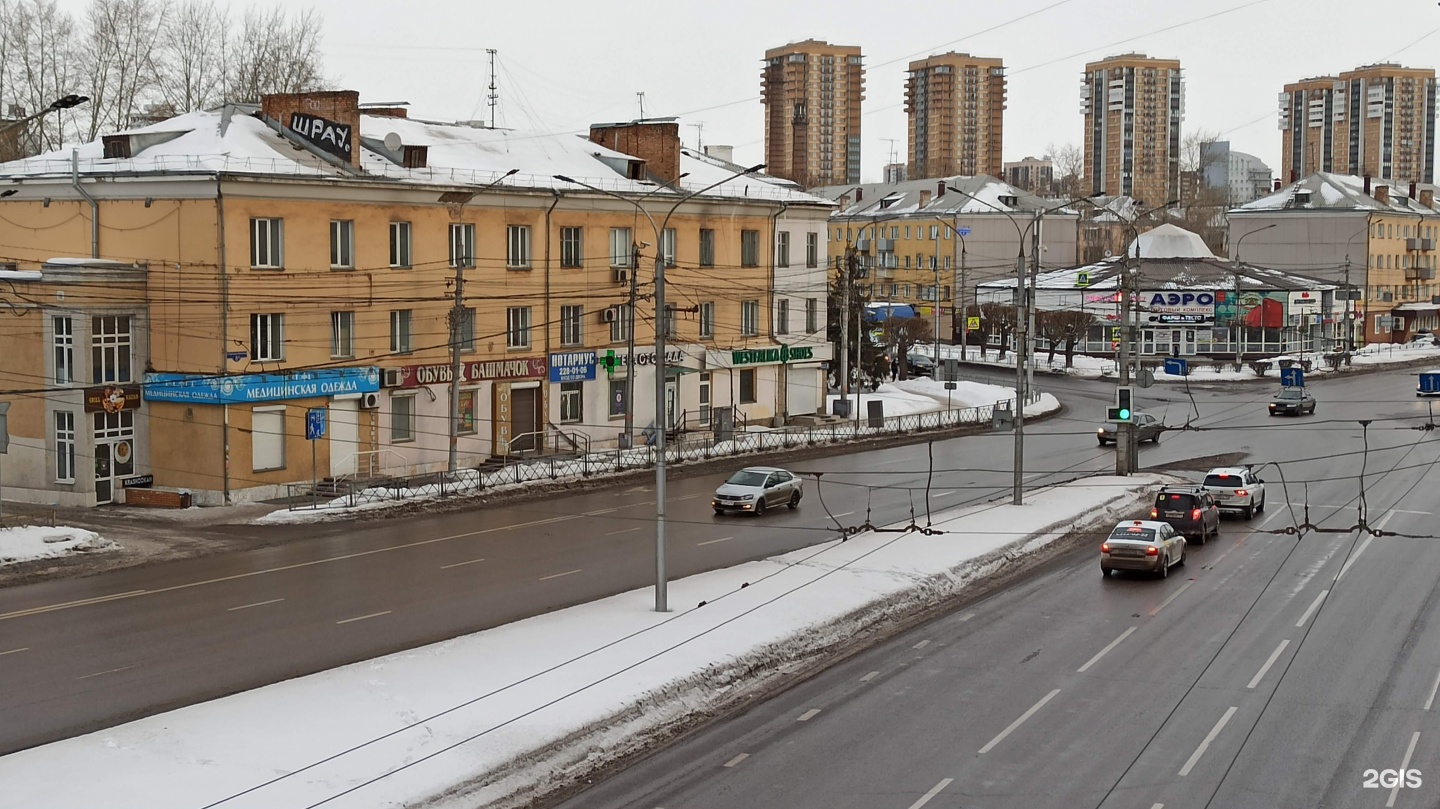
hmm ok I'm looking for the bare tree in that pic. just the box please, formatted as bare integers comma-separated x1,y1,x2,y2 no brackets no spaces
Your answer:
1046,141,1086,199
155,0,225,113
1175,127,1229,254
81,0,169,139
978,301,1016,361
881,316,930,380
224,5,328,102
3,0,79,152
1050,310,1095,368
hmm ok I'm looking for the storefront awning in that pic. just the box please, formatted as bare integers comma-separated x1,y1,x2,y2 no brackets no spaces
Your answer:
664,366,702,376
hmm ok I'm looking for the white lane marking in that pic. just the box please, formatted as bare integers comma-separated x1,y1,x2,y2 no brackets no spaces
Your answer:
905,778,954,809
440,558,487,570
1425,668,1440,711
1077,627,1137,673
1178,706,1238,776
75,664,136,680
1150,581,1194,616
1274,502,1431,515
336,611,391,625
723,753,749,768
833,511,856,519
1387,732,1421,808
227,598,285,611
1024,472,1046,481
1247,639,1291,689
605,527,642,535
0,647,29,657
860,670,879,682
697,537,733,546
913,639,932,650
958,612,975,622
676,494,702,501
1295,590,1329,628
978,688,1061,755
1337,536,1375,581
874,457,912,467
797,708,821,722
586,507,622,515
935,491,958,498
1151,804,1165,809
539,569,582,581
0,590,146,622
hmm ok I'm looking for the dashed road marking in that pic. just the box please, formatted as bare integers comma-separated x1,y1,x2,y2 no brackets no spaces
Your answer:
1247,640,1291,689
723,753,749,768
797,708,821,722
905,779,954,809
1077,627,1137,673
76,664,136,680
539,569,582,581
978,689,1060,754
1295,590,1328,628
336,611,391,625
1179,706,1238,776
228,598,285,611
440,558,487,570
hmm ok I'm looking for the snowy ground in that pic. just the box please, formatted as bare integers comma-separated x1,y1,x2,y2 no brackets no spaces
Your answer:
912,339,1440,382
0,525,117,567
0,475,1161,809
825,377,1057,419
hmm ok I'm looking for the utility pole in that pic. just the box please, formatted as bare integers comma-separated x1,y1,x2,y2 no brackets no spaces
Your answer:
933,227,941,360
1013,233,1027,505
623,244,639,448
838,252,851,403
447,265,466,474
651,231,668,613
637,91,646,120
1116,242,1133,476
486,49,499,129
1029,210,1041,389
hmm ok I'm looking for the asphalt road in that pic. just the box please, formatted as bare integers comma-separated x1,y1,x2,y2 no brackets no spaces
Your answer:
554,368,1440,809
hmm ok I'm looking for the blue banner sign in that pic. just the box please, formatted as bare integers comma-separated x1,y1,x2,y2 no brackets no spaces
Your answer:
549,351,597,383
143,367,381,405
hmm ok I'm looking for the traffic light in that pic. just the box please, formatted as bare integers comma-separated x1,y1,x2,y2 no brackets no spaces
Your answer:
1114,386,1133,421
1106,406,1125,421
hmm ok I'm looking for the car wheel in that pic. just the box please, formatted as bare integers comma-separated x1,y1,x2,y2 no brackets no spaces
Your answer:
1194,528,1205,545
1158,555,1170,578
1098,438,1108,446
1178,546,1187,566
1152,431,1161,443
1244,502,1254,519
1257,495,1266,513
788,491,800,510
754,498,766,517
1102,565,1112,578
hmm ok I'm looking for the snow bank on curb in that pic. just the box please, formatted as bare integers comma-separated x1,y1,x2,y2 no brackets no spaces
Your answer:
0,525,117,567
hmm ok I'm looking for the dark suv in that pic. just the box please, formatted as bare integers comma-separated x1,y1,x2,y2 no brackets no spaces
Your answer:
1150,485,1221,543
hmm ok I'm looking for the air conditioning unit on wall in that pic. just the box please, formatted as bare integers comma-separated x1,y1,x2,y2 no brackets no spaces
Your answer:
600,307,618,323
360,391,381,409
382,368,403,387
613,267,631,284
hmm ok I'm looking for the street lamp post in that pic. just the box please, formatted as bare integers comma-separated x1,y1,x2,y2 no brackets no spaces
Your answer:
1231,223,1278,369
1115,199,1181,475
555,164,765,613
1343,225,1371,351
0,94,88,138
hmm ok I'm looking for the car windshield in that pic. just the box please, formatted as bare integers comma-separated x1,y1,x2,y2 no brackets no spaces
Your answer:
1276,389,1304,400
1110,526,1157,541
725,470,769,487
1157,493,1196,509
1203,474,1238,487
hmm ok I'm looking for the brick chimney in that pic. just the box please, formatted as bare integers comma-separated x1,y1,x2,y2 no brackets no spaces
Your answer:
937,180,947,197
1375,184,1390,205
919,189,932,208
364,106,409,119
588,120,681,185
1273,178,1282,191
838,193,851,209
1422,188,1435,208
855,187,864,202
262,90,361,166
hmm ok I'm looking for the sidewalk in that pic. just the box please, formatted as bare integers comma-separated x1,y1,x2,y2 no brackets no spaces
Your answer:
0,474,1163,809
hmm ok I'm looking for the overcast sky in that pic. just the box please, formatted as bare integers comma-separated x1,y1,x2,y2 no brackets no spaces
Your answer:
62,0,1440,184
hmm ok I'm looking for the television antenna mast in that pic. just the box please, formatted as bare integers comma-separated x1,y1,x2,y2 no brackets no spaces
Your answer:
486,49,499,128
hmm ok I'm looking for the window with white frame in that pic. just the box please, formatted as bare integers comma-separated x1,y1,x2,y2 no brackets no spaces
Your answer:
91,315,134,383
507,306,531,349
700,301,715,338
53,316,73,385
560,304,583,346
560,382,582,423
330,220,354,269
390,221,412,268
664,304,678,338
661,228,677,267
806,298,818,333
450,223,475,268
250,313,283,362
806,232,818,268
507,224,531,268
459,307,476,353
390,394,417,442
251,406,285,471
741,230,760,267
699,228,715,267
54,410,75,483
561,226,583,268
250,218,283,268
741,300,760,335
610,227,632,267
777,231,791,267
331,311,354,358
776,298,790,334
610,303,630,342
390,310,412,354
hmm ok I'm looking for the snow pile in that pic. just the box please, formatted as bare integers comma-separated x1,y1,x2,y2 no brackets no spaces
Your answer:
0,477,1161,809
0,525,117,567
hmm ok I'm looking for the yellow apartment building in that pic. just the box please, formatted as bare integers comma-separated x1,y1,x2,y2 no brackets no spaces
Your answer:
904,52,1006,180
0,91,832,507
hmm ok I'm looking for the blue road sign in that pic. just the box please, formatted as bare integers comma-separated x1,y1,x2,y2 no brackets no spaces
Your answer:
956,226,971,236
1163,357,1187,376
1280,367,1304,388
306,407,327,441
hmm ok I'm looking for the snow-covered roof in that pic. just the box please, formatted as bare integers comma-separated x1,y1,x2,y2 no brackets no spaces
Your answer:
0,106,826,205
1234,171,1440,215
814,174,1075,218
979,249,1337,293
1125,223,1218,259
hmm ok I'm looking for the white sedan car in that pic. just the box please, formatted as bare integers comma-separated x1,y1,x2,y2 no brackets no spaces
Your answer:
1202,467,1267,518
1100,519,1187,578
712,467,803,516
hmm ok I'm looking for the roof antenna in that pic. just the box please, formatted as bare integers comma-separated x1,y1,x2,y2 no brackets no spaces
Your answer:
486,49,499,128
637,91,646,121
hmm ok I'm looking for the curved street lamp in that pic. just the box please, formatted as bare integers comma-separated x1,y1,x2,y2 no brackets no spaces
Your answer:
555,163,765,613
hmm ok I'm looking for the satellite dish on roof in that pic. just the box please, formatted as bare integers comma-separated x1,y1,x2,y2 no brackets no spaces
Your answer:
1103,249,1113,258
383,132,402,151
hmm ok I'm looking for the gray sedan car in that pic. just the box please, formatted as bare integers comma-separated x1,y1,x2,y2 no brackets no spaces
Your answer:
712,467,803,516
1097,412,1163,445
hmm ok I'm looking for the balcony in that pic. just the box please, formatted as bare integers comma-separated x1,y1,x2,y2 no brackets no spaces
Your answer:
1406,237,1435,251
1404,267,1436,281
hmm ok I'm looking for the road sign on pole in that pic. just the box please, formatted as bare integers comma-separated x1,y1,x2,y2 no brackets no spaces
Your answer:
305,408,327,441
1163,357,1188,376
1280,367,1304,388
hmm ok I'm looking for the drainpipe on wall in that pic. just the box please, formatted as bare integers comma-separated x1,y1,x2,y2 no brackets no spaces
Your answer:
71,149,99,258
769,202,789,424
543,190,561,433
215,174,231,504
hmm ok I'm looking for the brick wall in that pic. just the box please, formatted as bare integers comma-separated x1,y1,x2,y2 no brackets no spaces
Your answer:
261,90,361,166
589,121,682,184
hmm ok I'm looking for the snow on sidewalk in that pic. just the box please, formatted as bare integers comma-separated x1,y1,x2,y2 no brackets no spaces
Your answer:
0,475,1161,809
0,524,117,567
826,377,1058,419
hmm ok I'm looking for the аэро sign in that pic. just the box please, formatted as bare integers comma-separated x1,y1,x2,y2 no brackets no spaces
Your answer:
1144,290,1216,318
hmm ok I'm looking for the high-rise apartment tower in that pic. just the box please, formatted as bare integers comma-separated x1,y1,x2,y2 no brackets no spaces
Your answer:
762,39,865,187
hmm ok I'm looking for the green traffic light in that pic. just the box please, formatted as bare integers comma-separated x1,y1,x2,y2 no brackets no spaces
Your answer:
1118,408,1130,420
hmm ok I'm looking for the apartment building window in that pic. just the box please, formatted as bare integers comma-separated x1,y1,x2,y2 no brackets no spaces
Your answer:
610,303,630,342
507,306,531,349
661,228,677,268
390,221,412,268
741,300,760,335
561,227,584,268
776,298,790,334
250,218,283,268
330,311,355,358
560,305,583,346
250,314,283,362
330,220,355,269
390,310,412,354
806,298,819,333
459,307,476,353
806,232,819,268
777,231,791,268
560,382,582,423
689,230,713,271
450,223,475,268
610,227,632,267
54,411,75,483
741,230,760,267
390,394,417,443
53,316,73,384
507,225,531,268
739,368,757,404
91,315,133,382
700,301,715,338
